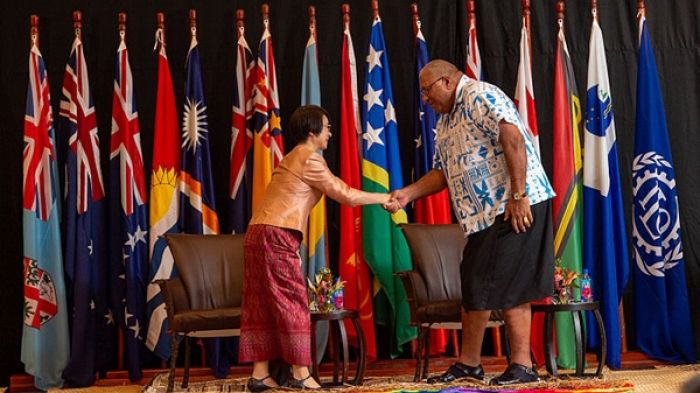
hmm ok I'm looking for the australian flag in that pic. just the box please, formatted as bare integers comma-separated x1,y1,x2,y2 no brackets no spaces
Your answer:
22,29,70,391
108,34,148,381
58,29,113,386
632,14,696,364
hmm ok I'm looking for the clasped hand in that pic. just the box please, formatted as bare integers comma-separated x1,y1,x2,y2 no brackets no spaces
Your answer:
381,189,409,213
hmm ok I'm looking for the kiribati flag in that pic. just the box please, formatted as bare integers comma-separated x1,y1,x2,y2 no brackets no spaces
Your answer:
632,14,696,364
108,31,148,381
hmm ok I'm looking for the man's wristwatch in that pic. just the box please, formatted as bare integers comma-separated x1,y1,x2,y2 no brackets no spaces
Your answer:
512,191,528,201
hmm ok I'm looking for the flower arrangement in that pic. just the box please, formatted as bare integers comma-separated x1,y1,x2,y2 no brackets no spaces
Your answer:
308,267,345,313
553,258,579,304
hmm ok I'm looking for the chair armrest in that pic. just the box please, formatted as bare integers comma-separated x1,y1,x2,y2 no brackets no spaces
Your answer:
394,270,428,325
157,278,191,317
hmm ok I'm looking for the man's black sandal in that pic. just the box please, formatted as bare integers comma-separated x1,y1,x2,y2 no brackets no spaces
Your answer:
246,375,278,392
489,363,539,386
288,374,321,390
427,362,484,384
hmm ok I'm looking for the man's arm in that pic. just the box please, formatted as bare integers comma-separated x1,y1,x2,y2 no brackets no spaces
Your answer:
499,120,532,233
385,169,447,212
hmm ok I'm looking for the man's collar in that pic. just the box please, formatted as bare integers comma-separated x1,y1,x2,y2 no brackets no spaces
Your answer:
451,75,469,113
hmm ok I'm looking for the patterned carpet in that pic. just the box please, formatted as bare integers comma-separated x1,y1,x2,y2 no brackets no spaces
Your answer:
45,365,700,393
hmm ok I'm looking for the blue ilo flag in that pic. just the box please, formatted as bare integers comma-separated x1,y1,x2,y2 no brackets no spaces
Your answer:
180,30,230,377
632,15,696,364
108,34,148,381
583,16,629,369
413,29,438,183
59,29,113,387
22,34,70,391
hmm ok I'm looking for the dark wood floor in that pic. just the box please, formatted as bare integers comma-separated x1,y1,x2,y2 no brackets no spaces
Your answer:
9,351,667,392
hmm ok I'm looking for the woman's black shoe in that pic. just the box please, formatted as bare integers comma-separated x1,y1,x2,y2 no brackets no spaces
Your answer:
246,375,277,392
288,374,321,390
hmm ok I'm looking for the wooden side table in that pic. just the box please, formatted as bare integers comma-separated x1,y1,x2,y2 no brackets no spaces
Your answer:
310,310,366,386
531,301,606,377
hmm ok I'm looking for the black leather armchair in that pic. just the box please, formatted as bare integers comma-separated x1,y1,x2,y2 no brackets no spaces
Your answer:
396,224,505,381
157,233,245,392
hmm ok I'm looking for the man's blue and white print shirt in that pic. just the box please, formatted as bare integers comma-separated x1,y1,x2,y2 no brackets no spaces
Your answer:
434,76,554,236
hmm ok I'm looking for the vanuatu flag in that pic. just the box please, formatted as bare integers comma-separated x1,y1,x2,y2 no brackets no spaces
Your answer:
551,17,583,370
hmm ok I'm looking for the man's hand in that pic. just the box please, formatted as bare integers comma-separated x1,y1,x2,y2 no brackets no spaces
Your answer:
382,189,410,213
503,197,533,234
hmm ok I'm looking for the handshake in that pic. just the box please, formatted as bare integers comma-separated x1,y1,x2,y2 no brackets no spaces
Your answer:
381,189,409,213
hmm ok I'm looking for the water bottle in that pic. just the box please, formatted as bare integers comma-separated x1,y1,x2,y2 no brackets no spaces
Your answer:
580,269,592,302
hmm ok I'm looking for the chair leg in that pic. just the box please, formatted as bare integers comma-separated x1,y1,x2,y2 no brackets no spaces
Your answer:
413,326,428,382
167,334,179,393
422,326,432,381
182,336,191,388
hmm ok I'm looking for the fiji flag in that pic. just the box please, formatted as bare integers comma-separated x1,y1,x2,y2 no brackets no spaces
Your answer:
21,21,70,391
361,12,415,356
108,29,148,381
583,15,629,369
58,20,113,387
229,21,254,234
632,14,696,364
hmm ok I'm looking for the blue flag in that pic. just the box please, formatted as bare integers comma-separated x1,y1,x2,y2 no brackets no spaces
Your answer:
108,35,148,381
583,16,629,369
21,36,70,391
59,31,113,387
413,30,438,183
180,31,231,377
361,14,415,356
632,15,696,364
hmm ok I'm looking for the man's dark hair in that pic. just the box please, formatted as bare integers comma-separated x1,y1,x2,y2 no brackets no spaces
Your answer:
286,105,330,148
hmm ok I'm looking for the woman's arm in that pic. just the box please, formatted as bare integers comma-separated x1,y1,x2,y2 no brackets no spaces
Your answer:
302,153,391,206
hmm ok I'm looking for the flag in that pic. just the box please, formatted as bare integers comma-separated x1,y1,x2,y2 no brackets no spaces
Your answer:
21,32,70,391
338,17,378,359
361,14,415,356
412,22,451,355
632,14,696,364
145,28,181,360
59,27,112,386
582,15,630,369
515,15,546,367
251,18,284,211
180,28,229,377
229,26,254,234
108,32,148,380
514,22,540,157
300,24,330,361
551,19,583,370
465,22,482,80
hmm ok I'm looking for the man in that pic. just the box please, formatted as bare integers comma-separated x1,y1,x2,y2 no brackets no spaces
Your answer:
387,60,555,385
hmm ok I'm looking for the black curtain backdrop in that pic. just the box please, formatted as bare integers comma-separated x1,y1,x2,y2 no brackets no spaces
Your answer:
1,0,699,384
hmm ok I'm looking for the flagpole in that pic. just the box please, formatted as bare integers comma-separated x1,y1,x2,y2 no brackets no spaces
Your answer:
410,3,419,38
557,0,565,27
342,3,350,28
522,0,532,60
30,15,39,48
371,0,379,20
637,0,646,18
308,6,316,41
116,13,127,373
467,0,476,30
236,9,245,38
262,3,269,26
73,10,82,40
189,9,197,38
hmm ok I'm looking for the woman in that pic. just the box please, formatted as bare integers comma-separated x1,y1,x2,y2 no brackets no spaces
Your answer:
239,105,393,391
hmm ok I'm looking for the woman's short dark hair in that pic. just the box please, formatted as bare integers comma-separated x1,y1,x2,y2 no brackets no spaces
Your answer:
286,105,330,148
